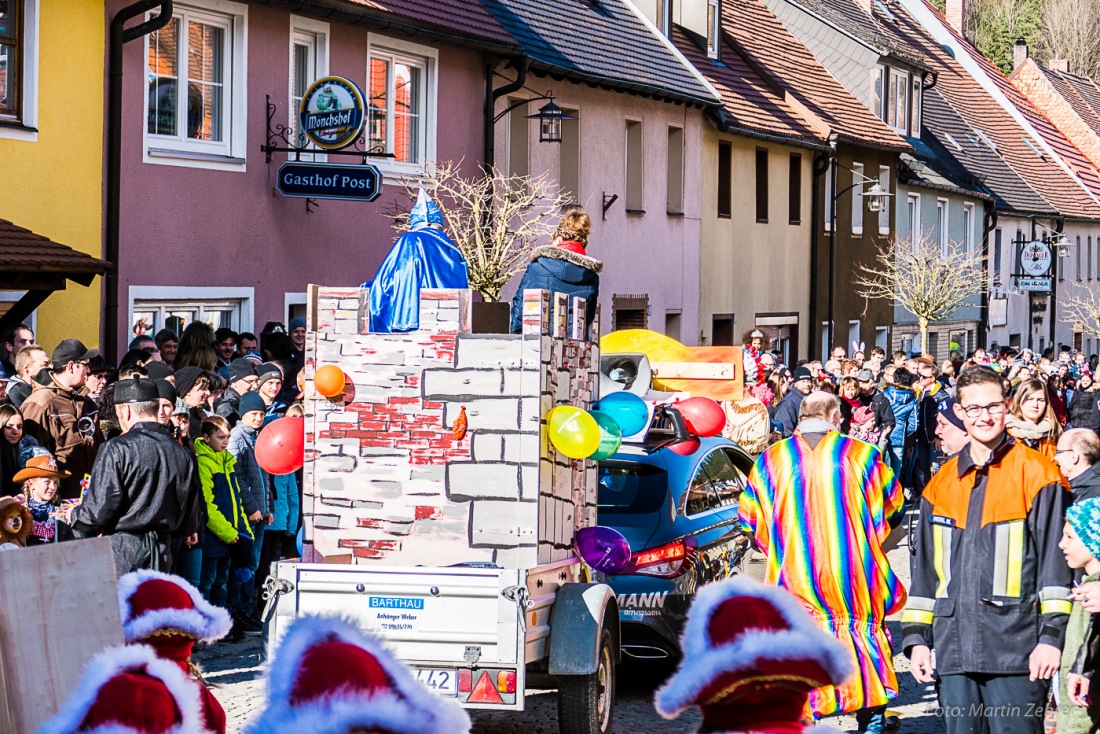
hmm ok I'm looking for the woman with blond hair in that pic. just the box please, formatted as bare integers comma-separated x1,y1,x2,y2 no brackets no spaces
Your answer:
1007,378,1062,460
509,207,601,336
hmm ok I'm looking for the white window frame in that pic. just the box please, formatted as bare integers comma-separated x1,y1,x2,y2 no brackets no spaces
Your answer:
889,69,908,134
128,286,255,340
878,165,890,235
851,162,865,235
289,15,329,163
936,198,949,256
907,192,921,242
366,33,438,181
871,65,885,120
875,326,889,351
962,202,975,253
824,159,834,231
848,320,861,353
911,74,922,138
706,0,720,59
143,0,248,172
0,292,37,333
0,0,38,141
284,291,307,323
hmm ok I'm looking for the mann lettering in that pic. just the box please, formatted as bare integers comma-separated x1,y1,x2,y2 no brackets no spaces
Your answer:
616,592,668,609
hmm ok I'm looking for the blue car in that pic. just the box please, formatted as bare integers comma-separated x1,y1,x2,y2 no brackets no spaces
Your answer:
597,436,755,661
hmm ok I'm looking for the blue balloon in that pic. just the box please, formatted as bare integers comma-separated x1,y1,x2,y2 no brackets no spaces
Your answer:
296,526,305,557
596,392,649,436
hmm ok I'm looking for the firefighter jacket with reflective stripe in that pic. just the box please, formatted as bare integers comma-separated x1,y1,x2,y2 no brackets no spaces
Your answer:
901,438,1073,676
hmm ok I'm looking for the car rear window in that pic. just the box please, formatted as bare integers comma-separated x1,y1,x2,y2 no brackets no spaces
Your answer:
596,464,669,514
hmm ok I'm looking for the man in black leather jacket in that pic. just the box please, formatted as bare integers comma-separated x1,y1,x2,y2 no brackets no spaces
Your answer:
67,377,202,576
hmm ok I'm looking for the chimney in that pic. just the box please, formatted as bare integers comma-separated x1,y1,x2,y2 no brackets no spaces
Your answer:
946,0,964,34
1050,59,1071,73
1013,41,1029,71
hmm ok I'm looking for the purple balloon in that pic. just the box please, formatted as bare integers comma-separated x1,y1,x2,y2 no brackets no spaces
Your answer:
575,526,632,574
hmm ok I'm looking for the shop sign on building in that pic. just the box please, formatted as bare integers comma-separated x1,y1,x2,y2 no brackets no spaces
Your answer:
299,76,366,151
1021,240,1053,277
277,162,382,202
1018,277,1052,292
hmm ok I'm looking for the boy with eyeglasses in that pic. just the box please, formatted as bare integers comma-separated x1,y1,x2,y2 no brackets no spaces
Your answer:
901,366,1072,734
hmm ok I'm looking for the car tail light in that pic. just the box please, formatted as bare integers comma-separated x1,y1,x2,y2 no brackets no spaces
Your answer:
623,538,692,578
458,669,473,693
468,671,504,704
497,670,517,693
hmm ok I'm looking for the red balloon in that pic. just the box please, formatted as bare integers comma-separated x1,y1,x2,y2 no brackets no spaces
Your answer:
676,397,726,438
256,417,305,475
667,437,701,456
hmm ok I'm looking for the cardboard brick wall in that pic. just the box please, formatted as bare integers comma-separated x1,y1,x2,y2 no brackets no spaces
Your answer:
303,286,599,569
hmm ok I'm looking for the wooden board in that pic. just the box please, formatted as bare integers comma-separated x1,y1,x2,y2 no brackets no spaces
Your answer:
601,329,743,400
0,538,123,734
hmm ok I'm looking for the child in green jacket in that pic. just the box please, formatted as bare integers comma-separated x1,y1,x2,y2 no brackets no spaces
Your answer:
1059,497,1100,734
196,415,253,610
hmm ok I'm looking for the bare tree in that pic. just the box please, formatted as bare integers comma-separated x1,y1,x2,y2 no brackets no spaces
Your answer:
855,233,990,352
1063,294,1100,342
386,161,572,302
1037,0,1100,79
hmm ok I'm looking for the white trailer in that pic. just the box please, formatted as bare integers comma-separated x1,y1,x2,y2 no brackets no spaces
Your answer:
266,286,620,734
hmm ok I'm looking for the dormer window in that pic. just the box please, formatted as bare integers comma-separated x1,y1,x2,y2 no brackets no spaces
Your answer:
707,0,720,59
871,64,912,135
911,74,921,138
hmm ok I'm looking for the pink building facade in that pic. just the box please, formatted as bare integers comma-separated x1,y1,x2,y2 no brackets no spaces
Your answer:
108,0,511,355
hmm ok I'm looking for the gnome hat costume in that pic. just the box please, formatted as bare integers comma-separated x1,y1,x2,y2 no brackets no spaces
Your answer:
118,571,232,734
37,644,208,734
247,616,471,734
655,577,853,734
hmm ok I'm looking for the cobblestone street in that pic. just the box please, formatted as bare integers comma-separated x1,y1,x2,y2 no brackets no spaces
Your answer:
195,534,947,733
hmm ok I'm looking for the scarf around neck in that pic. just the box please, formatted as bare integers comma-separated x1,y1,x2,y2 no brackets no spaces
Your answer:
1005,413,1054,441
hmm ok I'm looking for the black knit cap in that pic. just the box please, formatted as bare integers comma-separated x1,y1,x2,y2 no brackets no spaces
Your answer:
115,376,159,404
174,366,204,398
144,361,173,381
154,378,177,403
228,358,257,383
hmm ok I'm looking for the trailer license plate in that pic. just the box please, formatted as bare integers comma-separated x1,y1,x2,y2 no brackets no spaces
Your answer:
415,668,457,696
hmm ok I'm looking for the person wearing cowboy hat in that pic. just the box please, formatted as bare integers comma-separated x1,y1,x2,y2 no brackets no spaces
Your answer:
117,570,232,734
38,643,211,734
247,615,470,734
13,452,70,545
655,576,852,733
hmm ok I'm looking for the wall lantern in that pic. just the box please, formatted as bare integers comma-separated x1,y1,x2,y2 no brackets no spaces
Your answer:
861,182,894,213
527,100,575,144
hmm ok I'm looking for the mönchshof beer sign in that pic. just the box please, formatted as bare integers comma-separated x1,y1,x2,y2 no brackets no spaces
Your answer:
298,76,365,151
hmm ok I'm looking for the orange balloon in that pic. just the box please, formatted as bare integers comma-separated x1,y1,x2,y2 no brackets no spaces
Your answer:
314,364,346,398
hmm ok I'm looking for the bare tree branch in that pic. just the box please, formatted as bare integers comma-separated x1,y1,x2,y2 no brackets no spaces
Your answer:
1063,294,1100,341
855,232,990,348
1037,0,1100,79
384,161,572,302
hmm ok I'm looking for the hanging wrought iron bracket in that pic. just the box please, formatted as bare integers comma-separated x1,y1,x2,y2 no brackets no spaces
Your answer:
260,94,395,164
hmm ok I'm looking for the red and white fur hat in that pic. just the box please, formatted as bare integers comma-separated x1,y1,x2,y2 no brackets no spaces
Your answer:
37,644,209,734
118,570,231,645
655,576,854,734
246,615,471,734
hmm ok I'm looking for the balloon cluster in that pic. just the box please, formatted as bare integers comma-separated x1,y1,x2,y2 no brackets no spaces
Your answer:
545,393,725,460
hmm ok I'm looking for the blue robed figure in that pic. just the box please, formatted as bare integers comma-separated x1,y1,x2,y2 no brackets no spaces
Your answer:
366,189,469,332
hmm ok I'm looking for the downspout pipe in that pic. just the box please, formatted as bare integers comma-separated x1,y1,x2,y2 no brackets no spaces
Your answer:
483,57,529,173
106,0,173,364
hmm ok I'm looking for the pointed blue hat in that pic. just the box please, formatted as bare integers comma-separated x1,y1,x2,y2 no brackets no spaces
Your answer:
408,188,444,230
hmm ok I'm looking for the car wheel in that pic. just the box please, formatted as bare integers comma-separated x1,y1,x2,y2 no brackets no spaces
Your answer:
557,628,615,734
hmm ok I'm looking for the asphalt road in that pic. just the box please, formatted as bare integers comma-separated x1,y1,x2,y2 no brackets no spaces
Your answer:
196,538,946,733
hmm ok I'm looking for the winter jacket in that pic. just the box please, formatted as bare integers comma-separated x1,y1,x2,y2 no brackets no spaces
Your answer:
0,435,38,497
71,421,202,571
229,422,271,517
772,389,806,438
858,389,896,448
1069,388,1100,433
1062,571,1100,733
6,376,31,408
1070,465,1100,504
268,472,301,534
21,375,104,499
901,438,1072,675
509,244,601,334
214,387,244,427
915,382,950,445
195,438,253,560
883,385,918,449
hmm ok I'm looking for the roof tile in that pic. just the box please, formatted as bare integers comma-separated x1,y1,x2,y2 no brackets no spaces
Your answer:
0,219,109,275
343,0,516,47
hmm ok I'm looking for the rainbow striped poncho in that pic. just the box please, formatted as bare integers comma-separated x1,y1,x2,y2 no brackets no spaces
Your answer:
738,429,907,717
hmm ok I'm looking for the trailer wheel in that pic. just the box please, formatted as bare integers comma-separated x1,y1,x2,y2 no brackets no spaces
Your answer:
557,628,615,734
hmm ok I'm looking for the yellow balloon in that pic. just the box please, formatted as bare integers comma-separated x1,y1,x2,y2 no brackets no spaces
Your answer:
547,406,601,459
